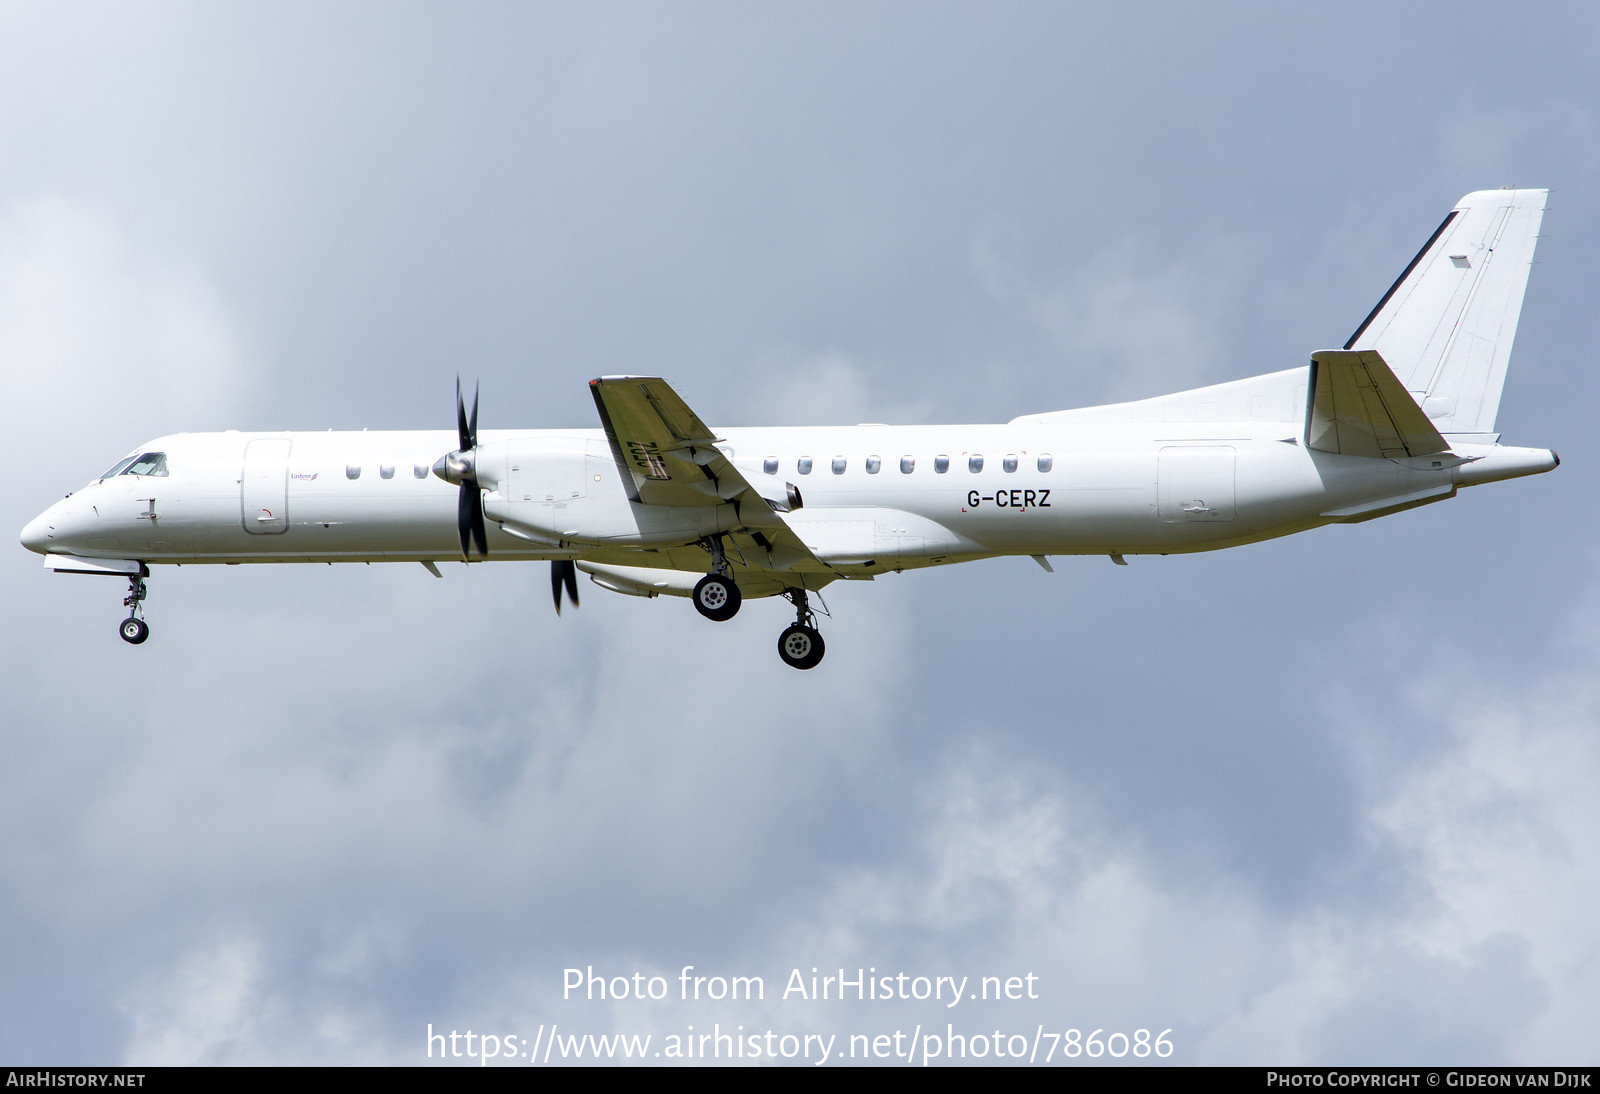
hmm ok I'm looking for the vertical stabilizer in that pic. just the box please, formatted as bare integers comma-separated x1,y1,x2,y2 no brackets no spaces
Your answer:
1345,189,1546,435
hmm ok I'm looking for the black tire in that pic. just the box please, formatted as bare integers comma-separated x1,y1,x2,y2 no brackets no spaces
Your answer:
777,624,825,669
119,617,150,645
692,573,742,622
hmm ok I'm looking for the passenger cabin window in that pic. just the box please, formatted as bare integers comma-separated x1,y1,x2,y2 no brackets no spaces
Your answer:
831,457,847,474
866,456,881,474
1038,453,1053,473
900,456,915,474
1003,454,1018,473
969,455,984,473
346,465,361,480
121,452,169,477
934,455,949,474
380,464,395,479
797,457,813,475
415,464,430,478
763,457,779,475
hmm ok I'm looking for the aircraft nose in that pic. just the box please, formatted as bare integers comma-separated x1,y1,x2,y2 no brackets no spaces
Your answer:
20,510,54,554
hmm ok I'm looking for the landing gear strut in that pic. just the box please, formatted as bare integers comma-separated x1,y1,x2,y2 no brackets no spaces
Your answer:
119,574,150,645
777,588,825,670
693,535,742,621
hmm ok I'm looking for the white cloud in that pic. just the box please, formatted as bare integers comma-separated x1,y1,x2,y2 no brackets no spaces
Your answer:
734,627,1600,1064
970,225,1240,404
120,937,269,1065
120,933,399,1065
1362,673,1600,1059
731,350,933,427
0,196,248,472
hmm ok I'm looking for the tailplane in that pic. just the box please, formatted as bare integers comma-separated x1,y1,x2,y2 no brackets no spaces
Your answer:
1345,188,1546,436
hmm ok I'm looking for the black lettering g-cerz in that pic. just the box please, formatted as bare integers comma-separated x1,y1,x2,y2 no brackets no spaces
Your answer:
965,489,1050,509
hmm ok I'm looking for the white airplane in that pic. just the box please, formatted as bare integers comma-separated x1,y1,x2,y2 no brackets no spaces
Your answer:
21,189,1558,669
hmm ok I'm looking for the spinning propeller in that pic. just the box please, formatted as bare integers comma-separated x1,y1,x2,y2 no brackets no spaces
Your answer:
432,377,583,616
432,377,488,559
551,559,579,615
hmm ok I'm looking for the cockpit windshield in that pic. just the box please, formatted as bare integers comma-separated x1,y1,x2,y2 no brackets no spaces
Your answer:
99,455,139,480
99,452,168,480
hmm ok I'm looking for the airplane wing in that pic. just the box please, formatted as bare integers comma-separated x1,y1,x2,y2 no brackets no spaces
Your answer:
1306,349,1451,459
588,376,820,571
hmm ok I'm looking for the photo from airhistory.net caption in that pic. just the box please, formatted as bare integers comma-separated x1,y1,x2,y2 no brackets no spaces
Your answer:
412,965,1590,1071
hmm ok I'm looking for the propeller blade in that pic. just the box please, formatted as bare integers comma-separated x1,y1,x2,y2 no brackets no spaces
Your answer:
457,483,488,559
468,487,488,556
457,485,474,559
563,559,580,608
551,559,580,615
455,376,472,453
450,375,486,559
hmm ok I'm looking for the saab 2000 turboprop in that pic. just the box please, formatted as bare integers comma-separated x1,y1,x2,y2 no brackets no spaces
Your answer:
21,190,1559,668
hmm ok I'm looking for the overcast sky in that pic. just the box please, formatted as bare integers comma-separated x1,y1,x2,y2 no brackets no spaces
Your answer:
2,1,1597,1066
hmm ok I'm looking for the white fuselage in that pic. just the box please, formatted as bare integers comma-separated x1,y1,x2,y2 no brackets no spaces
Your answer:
21,191,1557,664
19,367,1556,586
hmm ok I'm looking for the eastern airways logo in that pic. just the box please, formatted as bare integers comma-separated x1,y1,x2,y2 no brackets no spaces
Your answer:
290,472,319,481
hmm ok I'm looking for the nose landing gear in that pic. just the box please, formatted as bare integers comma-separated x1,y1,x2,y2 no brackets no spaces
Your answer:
119,574,150,645
777,588,825,670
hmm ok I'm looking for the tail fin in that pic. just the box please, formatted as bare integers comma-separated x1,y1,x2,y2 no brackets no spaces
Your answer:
1345,189,1546,436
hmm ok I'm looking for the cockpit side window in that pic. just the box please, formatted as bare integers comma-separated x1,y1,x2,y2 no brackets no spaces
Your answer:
99,455,140,481
122,452,169,477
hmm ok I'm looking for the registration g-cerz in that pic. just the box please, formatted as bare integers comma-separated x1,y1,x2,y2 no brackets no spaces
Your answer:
966,487,1051,510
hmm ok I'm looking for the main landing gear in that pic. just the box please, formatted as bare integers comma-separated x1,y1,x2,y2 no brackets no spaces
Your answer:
692,535,742,622
119,574,150,645
693,573,741,621
776,588,825,671
690,536,826,669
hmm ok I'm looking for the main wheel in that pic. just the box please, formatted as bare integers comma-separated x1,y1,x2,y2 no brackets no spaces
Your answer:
119,617,150,645
692,573,742,621
777,624,825,669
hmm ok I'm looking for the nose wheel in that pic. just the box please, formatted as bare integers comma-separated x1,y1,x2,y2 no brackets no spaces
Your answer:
777,588,825,670
119,574,150,645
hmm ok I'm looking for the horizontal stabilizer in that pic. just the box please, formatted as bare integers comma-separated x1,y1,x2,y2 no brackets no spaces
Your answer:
1307,349,1450,458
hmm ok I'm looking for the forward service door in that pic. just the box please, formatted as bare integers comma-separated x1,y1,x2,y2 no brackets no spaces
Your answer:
241,438,291,534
